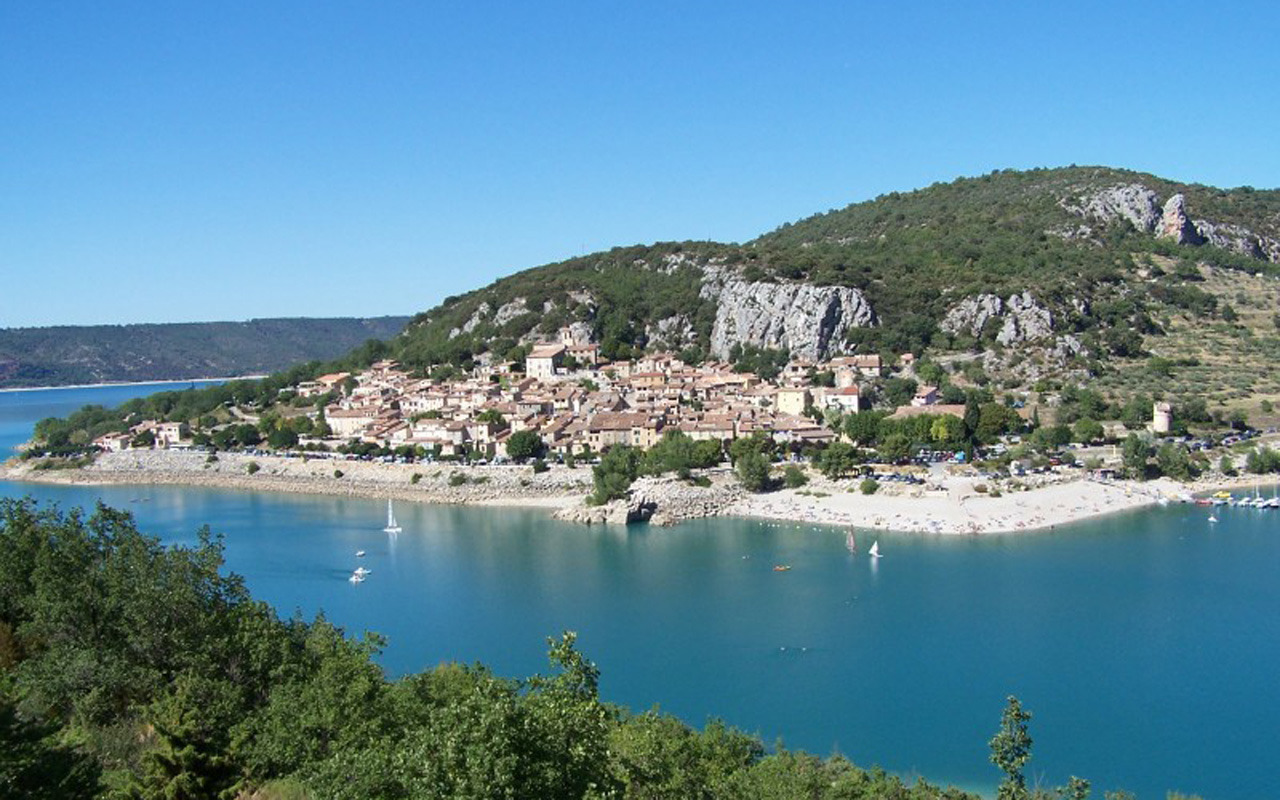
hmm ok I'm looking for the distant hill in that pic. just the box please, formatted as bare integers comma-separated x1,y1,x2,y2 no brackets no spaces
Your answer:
0,316,410,388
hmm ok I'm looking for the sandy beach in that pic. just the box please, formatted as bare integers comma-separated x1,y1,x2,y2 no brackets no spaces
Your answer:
727,475,1173,534
1,449,1261,534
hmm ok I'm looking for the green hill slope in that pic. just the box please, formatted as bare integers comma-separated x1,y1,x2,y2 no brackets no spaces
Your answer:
381,166,1280,400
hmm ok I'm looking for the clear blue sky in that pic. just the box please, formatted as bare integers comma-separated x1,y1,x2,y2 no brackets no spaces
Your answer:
3,1,1278,327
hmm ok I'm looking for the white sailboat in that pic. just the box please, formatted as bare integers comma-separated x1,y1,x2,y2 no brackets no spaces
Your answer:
383,500,402,533
869,540,882,558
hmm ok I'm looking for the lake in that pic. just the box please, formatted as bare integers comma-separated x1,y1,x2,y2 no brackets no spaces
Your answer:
3,383,1277,799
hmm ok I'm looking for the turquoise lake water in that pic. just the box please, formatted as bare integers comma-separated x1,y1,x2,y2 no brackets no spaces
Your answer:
3,383,1278,798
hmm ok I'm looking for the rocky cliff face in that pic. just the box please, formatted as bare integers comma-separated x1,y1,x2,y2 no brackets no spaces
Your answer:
941,291,1054,344
1063,183,1161,232
1157,194,1205,246
706,277,876,360
1066,185,1280,263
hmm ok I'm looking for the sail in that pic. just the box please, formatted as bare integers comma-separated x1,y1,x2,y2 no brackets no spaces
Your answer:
384,500,401,532
869,540,881,558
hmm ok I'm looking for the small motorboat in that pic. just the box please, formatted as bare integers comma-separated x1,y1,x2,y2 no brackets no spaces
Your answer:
1208,516,1219,524
348,572,366,583
773,565,792,572
356,550,366,557
354,566,371,577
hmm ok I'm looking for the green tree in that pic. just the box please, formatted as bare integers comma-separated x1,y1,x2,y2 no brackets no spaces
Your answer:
0,694,100,799
506,430,546,462
125,674,241,800
1155,443,1195,480
816,442,859,479
844,411,887,447
878,432,912,463
989,695,1033,800
476,408,505,425
1121,434,1151,478
976,403,1023,443
1071,418,1103,444
590,446,642,504
735,450,770,493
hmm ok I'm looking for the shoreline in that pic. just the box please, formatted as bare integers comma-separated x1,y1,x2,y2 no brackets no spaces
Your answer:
0,450,587,510
3,450,1261,534
0,375,267,394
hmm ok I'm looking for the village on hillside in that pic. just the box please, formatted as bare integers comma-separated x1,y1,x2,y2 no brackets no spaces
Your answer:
79,320,1280,494
90,325,969,463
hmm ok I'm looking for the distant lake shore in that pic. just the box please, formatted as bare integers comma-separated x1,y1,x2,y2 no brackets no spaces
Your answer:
0,375,264,393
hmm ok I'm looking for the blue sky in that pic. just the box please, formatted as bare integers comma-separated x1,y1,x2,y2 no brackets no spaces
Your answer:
3,1,1278,327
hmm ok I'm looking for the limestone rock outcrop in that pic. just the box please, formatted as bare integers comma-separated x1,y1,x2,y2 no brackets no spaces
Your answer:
645,315,697,349
1065,184,1161,232
708,279,875,360
493,298,530,326
1157,194,1205,246
997,292,1054,345
941,292,1053,344
1194,220,1280,262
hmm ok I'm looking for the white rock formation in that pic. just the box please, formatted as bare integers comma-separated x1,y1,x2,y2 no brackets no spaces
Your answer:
708,279,875,360
941,292,1053,344
997,292,1054,345
1157,194,1205,246
492,298,530,326
1064,184,1161,232
645,315,697,349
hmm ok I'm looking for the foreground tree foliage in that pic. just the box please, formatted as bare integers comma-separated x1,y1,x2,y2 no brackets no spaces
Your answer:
0,498,1144,799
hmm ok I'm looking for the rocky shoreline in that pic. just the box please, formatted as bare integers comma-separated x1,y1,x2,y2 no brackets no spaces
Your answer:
0,450,590,507
4,449,1266,535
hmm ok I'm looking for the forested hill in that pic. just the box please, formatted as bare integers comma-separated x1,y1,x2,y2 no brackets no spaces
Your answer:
380,165,1280,401
0,316,410,389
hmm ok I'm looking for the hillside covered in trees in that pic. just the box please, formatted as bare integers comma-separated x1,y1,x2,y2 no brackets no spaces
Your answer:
0,317,410,389
380,166,1280,401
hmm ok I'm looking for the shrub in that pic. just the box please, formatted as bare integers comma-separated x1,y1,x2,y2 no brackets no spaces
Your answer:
333,469,344,478
532,458,549,474
246,461,260,475
410,472,422,485
449,472,467,487
859,478,879,495
205,454,218,464
783,465,808,489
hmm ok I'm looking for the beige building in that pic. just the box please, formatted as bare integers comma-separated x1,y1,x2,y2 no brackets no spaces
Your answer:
526,344,566,379
775,387,810,416
1152,402,1172,434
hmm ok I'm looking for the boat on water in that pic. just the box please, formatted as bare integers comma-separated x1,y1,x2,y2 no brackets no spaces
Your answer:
354,566,371,577
348,572,366,583
869,540,882,559
845,529,857,553
1208,515,1219,524
383,500,402,533
773,565,792,572
356,550,366,557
